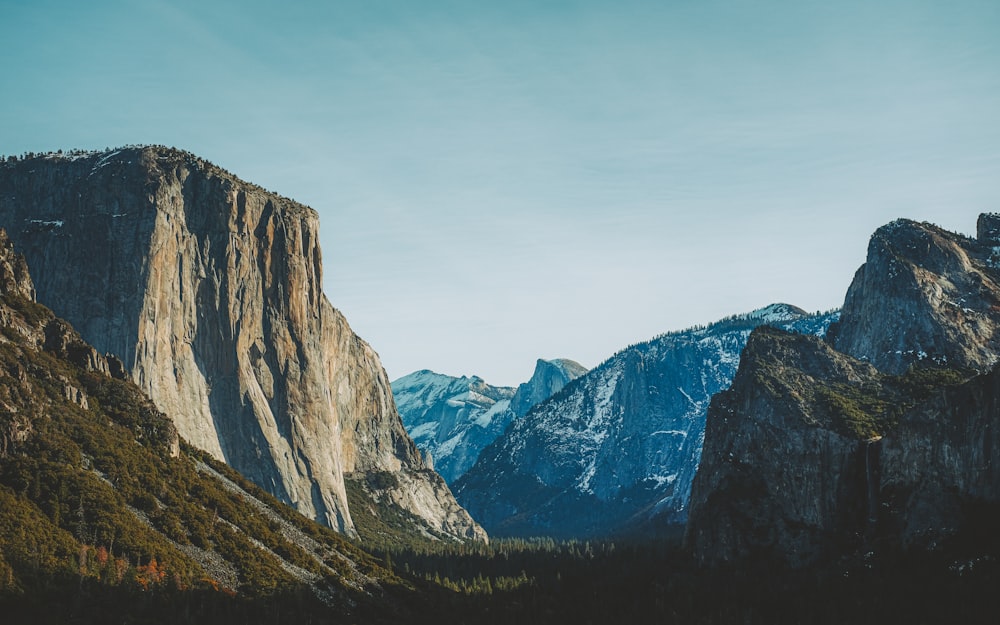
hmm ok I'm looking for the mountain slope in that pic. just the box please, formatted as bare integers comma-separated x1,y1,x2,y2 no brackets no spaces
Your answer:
687,215,1000,566
393,371,516,484
0,147,483,542
0,228,413,622
393,359,587,484
454,304,837,538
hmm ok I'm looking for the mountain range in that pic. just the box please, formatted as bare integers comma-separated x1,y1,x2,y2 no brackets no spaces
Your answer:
392,358,587,484
1,145,997,619
445,304,837,538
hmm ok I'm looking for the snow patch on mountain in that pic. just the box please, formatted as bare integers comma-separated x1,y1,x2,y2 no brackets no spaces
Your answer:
454,305,840,538
393,359,588,485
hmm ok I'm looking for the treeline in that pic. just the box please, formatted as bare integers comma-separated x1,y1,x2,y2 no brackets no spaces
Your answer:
0,291,413,623
0,145,290,200
384,535,1000,624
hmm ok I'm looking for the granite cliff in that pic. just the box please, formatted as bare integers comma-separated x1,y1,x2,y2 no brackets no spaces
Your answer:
510,359,588,418
687,215,1000,565
0,229,412,618
0,147,483,541
828,215,1000,374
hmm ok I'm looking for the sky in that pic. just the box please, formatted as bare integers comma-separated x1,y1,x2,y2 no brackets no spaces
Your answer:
2,0,999,386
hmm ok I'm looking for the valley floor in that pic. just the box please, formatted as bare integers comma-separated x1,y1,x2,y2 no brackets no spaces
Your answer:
391,536,1000,625
6,535,998,624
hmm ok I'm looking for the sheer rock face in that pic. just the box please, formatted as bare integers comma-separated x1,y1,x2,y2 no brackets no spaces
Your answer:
0,227,180,459
687,215,1000,566
0,147,482,539
878,367,1000,541
0,228,35,302
686,327,1000,566
828,217,1000,375
509,359,588,418
685,329,884,566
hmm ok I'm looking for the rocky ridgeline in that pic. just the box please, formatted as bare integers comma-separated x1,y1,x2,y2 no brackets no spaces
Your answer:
393,358,587,485
455,304,837,538
0,147,484,541
510,358,589,418
393,371,516,485
687,215,1000,565
828,215,1000,374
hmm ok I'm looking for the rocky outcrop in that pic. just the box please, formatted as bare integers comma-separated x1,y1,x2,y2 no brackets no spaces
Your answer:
455,305,837,538
0,228,42,456
0,228,123,379
393,359,588,485
685,325,995,566
0,147,482,540
977,213,1000,245
828,217,1000,374
685,328,888,566
348,469,489,542
0,228,34,302
510,359,588,418
687,215,1000,566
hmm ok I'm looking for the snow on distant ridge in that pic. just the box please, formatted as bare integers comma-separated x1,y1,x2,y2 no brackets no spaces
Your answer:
392,370,516,484
393,359,588,485
453,304,841,538
742,303,809,323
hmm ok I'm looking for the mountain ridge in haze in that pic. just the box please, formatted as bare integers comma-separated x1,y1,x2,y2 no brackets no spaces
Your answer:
393,358,588,484
454,303,838,538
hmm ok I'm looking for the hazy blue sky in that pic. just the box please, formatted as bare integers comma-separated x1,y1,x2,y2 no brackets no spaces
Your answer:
2,0,999,385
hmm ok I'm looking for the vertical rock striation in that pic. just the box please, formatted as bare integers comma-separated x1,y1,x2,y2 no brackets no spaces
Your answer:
0,147,483,540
